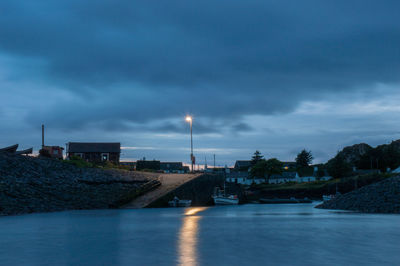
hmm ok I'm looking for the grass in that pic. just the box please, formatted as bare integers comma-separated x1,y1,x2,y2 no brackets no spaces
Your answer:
63,156,132,171
247,172,395,199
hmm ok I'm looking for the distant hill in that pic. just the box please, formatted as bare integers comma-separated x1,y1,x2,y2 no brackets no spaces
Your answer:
336,143,373,165
327,139,400,173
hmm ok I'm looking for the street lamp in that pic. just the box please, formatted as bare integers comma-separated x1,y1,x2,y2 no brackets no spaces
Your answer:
185,115,194,172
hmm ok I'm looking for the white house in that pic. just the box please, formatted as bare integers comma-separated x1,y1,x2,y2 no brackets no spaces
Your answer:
269,172,300,184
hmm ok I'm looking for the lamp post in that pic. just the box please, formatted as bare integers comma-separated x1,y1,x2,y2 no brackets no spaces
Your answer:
185,116,194,172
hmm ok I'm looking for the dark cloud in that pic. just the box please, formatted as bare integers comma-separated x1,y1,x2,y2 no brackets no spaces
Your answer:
232,123,253,133
1,1,400,164
1,0,400,132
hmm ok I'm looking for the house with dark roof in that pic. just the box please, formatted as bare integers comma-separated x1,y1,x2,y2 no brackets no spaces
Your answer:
160,162,186,173
136,160,160,171
67,142,121,163
269,172,300,184
234,160,252,171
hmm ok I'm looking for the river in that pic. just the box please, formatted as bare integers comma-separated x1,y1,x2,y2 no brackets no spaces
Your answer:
1,203,399,265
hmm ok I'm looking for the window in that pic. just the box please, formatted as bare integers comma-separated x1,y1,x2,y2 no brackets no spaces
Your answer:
101,153,109,161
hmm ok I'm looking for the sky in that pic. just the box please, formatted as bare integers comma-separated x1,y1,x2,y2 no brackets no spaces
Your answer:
1,1,400,166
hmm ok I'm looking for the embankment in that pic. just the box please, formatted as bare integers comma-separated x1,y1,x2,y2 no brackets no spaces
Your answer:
316,176,400,213
247,173,390,201
0,153,160,216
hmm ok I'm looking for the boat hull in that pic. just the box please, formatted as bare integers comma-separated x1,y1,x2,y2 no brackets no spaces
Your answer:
0,144,18,153
168,200,192,207
213,197,239,205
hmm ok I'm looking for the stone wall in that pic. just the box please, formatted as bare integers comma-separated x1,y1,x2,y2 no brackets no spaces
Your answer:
0,153,160,216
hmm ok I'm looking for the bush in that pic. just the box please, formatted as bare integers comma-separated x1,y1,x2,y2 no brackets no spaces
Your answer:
64,156,94,168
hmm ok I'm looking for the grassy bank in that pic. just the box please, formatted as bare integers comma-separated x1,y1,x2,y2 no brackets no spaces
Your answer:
247,173,393,200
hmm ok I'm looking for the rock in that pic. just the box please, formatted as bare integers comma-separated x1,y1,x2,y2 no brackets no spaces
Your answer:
0,153,160,216
316,176,400,213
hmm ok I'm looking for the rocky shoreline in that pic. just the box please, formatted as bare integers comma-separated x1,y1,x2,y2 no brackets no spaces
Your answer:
0,153,160,216
316,176,400,213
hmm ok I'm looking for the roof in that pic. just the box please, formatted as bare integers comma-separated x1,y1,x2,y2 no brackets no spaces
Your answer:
282,161,297,166
67,142,121,153
234,160,251,168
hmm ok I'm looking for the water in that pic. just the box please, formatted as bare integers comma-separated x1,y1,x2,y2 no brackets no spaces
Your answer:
1,204,400,266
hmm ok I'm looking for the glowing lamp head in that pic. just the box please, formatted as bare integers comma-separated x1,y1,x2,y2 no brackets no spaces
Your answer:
185,116,192,122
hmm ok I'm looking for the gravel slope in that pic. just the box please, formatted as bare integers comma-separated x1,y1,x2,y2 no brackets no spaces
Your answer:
0,154,160,216
316,176,400,213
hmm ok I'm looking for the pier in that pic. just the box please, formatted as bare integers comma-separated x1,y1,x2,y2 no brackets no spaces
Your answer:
123,173,201,208
123,173,225,208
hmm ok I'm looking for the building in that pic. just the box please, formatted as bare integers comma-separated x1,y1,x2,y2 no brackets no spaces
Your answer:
282,161,297,170
67,142,121,163
234,160,252,172
136,160,160,171
42,146,64,159
226,172,252,185
269,172,300,184
160,162,186,173
120,161,136,170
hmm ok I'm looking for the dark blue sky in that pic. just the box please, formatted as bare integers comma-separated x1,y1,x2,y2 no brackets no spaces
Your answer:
1,1,400,165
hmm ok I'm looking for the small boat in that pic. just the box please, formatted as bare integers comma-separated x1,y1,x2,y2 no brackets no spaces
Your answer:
322,194,338,202
323,192,342,202
15,148,33,155
323,185,341,202
212,186,239,205
0,144,18,153
168,196,192,207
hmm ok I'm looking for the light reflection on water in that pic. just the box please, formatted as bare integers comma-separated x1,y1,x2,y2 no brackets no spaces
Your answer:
178,207,208,266
1,204,400,266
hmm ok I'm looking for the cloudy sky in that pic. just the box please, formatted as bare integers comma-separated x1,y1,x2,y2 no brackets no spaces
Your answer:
1,1,400,166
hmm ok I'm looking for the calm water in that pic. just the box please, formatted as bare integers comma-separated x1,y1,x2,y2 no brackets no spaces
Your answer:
1,204,400,266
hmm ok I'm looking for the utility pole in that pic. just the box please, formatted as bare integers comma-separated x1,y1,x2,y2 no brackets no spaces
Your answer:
41,124,45,149
214,154,216,168
186,116,194,172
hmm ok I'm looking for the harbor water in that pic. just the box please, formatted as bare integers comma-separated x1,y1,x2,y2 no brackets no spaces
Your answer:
1,203,400,266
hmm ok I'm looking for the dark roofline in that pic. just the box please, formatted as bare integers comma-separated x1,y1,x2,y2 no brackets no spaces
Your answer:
67,142,121,153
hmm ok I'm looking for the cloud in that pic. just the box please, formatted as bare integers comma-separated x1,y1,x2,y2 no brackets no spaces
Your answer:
1,1,400,163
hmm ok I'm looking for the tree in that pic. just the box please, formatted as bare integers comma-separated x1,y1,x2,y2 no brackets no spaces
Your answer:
250,158,283,183
264,158,283,183
295,149,313,167
251,150,264,166
250,159,266,179
327,152,352,179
